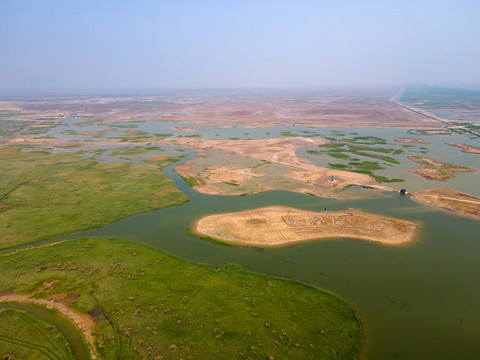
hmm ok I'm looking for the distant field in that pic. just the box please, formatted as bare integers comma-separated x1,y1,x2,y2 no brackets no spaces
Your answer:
0,237,364,360
0,146,187,249
0,90,436,128
401,87,480,122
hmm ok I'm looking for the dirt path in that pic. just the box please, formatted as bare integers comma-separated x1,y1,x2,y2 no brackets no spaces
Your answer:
0,294,96,359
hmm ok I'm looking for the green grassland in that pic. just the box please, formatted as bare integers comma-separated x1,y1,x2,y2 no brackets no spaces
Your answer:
0,120,32,137
0,308,75,360
0,237,364,360
0,146,187,249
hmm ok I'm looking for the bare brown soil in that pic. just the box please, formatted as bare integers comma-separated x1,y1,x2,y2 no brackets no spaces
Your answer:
194,206,417,246
0,293,96,358
407,156,477,181
394,138,430,144
411,188,480,219
0,90,441,128
447,143,480,154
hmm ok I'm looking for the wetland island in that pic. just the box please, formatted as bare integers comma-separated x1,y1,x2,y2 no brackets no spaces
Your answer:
1,87,480,360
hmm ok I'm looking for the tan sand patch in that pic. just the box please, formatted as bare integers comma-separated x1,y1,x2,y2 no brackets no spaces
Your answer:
202,166,265,185
194,206,416,247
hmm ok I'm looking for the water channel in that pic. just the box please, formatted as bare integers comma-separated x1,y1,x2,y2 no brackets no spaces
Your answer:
0,302,89,359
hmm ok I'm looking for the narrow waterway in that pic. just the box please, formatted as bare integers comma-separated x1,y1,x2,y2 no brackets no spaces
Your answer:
0,302,89,360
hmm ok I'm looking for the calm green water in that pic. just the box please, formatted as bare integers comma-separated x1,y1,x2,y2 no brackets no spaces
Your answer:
0,302,90,360
72,148,480,360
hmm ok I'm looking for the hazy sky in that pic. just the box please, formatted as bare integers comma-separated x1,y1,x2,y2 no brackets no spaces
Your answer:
1,0,479,92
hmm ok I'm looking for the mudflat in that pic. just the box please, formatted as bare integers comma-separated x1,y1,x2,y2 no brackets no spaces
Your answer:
194,206,416,246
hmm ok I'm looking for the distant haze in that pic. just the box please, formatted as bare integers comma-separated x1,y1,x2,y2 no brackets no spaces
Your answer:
1,0,479,93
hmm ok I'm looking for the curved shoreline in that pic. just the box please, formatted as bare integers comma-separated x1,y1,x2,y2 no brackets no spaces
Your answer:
0,294,96,359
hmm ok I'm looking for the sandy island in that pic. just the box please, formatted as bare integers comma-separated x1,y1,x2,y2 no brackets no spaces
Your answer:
194,206,416,247
447,143,480,154
408,156,477,181
394,137,430,144
411,188,480,219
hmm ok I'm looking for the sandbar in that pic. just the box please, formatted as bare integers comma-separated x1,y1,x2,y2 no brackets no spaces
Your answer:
394,137,430,144
194,206,416,247
411,188,480,219
447,143,480,154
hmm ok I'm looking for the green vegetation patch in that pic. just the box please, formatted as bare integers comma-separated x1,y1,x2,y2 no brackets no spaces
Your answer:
319,138,402,165
0,146,187,249
0,120,31,137
0,238,364,359
351,136,387,145
111,147,150,155
328,160,404,183
280,131,321,138
0,308,74,360
119,130,154,143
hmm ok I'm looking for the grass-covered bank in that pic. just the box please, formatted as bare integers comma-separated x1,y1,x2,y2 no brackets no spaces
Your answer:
0,237,365,359
0,146,188,249
0,307,75,360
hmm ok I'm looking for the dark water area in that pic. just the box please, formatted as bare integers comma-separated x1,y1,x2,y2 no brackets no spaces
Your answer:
71,151,480,360
0,302,90,360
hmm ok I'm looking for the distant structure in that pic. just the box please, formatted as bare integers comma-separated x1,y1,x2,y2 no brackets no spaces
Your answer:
400,189,407,195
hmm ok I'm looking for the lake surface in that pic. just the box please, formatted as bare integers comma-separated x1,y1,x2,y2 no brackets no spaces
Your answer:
72,129,480,360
